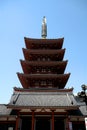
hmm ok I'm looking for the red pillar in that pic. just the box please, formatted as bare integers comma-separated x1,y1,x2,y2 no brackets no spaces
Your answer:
52,111,54,130
15,115,20,130
31,110,35,130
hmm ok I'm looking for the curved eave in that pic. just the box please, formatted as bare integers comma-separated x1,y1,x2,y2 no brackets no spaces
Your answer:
17,73,70,89
24,37,64,49
14,87,74,93
7,105,78,111
23,48,65,61
23,48,66,54
20,60,68,74
17,73,70,79
17,73,29,89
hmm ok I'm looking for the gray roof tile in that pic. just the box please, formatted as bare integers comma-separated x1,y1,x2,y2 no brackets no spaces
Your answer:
0,104,11,115
8,91,78,108
79,105,87,116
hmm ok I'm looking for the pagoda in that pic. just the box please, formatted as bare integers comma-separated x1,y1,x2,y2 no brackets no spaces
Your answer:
17,16,70,89
0,17,86,130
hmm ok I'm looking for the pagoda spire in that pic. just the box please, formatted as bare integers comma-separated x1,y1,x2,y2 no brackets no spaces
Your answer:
41,16,47,39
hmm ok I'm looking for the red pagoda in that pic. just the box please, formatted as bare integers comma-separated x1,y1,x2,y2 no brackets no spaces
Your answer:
0,17,86,130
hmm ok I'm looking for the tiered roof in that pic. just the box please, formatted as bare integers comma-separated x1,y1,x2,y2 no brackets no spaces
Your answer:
17,37,70,89
24,37,63,49
4,36,86,120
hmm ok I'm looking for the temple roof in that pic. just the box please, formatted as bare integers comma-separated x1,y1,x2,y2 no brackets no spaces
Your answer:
14,87,73,92
20,60,67,66
17,73,70,79
24,37,64,49
75,96,87,116
20,60,67,74
23,48,66,54
0,95,87,117
7,90,79,110
23,48,65,61
17,73,70,89
0,104,11,116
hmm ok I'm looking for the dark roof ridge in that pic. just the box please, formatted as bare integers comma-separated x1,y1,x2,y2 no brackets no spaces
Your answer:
14,87,73,93
24,37,64,41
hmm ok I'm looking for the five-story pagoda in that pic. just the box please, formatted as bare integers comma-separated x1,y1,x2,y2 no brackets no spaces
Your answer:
17,16,70,89
7,17,80,130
